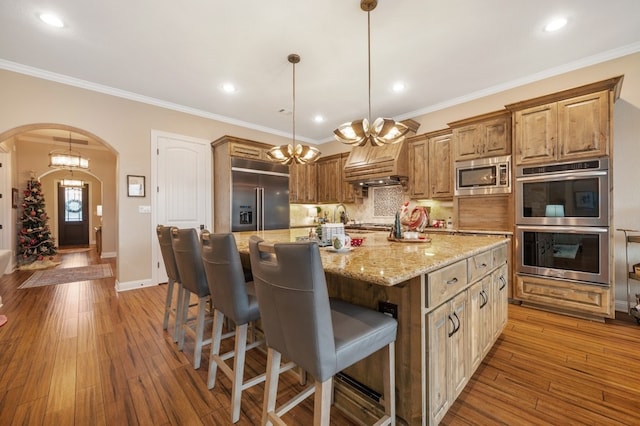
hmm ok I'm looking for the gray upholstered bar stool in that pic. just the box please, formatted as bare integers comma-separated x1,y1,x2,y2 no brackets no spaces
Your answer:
170,227,212,369
200,231,296,423
156,225,183,343
248,236,398,426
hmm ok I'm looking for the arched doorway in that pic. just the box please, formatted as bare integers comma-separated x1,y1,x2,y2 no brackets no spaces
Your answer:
0,124,117,268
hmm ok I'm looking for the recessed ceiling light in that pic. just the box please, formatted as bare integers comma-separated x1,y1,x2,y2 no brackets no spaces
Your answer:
392,82,406,93
221,83,237,93
544,17,567,32
39,13,64,28
313,115,324,123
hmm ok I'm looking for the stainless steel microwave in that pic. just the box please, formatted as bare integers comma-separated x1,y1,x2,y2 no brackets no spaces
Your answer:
454,155,511,196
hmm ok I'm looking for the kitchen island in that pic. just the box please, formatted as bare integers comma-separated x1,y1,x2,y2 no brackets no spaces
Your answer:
233,229,509,425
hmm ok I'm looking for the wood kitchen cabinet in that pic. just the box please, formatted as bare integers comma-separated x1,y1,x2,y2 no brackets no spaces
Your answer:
515,274,613,318
407,134,429,199
507,76,623,166
429,131,453,199
316,154,341,203
427,291,467,424
289,161,317,203
450,110,511,161
340,153,356,203
407,129,453,200
468,275,492,373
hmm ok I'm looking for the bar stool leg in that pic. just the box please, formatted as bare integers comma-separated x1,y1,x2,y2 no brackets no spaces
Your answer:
178,287,190,351
193,296,208,369
262,348,281,426
162,278,174,331
231,323,249,422
314,378,332,426
208,309,225,389
380,342,396,426
173,283,184,343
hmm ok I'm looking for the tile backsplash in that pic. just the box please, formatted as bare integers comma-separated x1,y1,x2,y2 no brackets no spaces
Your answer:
290,185,453,227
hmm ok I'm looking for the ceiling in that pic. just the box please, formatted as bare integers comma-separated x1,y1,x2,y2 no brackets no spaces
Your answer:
1,0,639,145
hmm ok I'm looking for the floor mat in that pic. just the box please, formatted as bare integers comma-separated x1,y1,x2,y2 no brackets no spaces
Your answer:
18,264,113,289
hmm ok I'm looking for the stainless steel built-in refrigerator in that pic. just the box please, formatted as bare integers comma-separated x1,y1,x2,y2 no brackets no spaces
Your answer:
231,158,290,232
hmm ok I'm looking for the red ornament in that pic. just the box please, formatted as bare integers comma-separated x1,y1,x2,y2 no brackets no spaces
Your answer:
37,255,43,261
30,210,36,217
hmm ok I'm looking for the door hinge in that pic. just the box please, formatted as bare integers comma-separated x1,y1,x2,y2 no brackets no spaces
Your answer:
157,148,159,155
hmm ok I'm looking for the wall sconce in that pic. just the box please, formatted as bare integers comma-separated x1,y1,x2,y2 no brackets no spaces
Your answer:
545,204,565,217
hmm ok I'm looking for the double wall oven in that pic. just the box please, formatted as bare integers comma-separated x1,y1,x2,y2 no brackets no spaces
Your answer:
515,158,610,286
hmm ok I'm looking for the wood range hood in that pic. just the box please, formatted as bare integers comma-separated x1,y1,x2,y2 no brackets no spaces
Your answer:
343,119,420,188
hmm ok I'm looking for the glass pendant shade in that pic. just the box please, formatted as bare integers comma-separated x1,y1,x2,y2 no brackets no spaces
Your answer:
334,117,409,147
267,143,321,165
61,179,84,187
334,0,409,147
49,132,90,170
267,53,321,166
49,150,89,169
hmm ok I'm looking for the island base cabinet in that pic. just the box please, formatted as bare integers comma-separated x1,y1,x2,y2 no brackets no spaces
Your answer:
427,291,468,425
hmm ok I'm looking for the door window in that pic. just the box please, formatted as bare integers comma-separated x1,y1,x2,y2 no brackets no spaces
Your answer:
64,186,83,222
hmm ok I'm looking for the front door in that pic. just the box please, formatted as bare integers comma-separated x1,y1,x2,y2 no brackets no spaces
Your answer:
57,183,89,246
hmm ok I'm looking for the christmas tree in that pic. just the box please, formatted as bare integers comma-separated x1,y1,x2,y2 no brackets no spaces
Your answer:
18,178,57,265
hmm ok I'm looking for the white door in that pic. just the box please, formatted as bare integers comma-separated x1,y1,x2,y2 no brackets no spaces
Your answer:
151,130,211,284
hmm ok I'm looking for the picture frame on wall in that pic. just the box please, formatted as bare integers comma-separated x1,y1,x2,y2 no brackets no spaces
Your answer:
12,188,18,208
127,175,145,197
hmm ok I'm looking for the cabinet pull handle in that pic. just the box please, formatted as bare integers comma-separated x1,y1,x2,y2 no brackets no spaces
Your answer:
479,262,487,269
448,314,457,337
480,290,488,308
446,277,458,285
453,312,461,334
499,276,507,291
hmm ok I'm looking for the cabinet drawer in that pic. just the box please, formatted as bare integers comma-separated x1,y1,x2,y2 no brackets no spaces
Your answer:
230,142,264,160
515,274,612,317
427,260,468,308
468,251,492,283
492,244,508,266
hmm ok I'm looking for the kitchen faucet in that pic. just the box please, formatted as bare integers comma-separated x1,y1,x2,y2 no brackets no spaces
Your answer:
333,203,348,224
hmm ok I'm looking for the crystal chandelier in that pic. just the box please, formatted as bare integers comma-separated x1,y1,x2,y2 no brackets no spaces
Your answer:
49,131,89,170
267,54,321,165
333,0,409,147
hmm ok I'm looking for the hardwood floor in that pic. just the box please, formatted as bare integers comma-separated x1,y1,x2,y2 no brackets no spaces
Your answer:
1,248,639,425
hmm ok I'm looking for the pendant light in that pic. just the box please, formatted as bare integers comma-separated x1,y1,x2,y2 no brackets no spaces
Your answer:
49,131,90,170
267,54,321,165
334,0,409,147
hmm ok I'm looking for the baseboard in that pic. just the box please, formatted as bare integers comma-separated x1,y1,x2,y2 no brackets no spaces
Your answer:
115,279,156,292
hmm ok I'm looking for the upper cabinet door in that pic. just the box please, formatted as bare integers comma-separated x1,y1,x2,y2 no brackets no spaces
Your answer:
558,90,609,160
408,135,429,199
451,111,511,162
429,133,453,199
514,103,557,165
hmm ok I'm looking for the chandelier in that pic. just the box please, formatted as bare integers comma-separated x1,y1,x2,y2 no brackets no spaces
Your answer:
267,54,321,165
334,0,409,147
49,131,90,170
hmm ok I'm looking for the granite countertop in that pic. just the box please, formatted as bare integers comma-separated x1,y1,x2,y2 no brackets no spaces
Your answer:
233,229,508,286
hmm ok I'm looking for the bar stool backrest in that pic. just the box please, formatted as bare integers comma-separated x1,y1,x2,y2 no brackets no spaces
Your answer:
156,225,180,283
170,227,209,298
249,235,337,381
200,231,254,325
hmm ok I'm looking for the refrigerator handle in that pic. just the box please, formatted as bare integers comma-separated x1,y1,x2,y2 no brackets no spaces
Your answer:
256,187,264,231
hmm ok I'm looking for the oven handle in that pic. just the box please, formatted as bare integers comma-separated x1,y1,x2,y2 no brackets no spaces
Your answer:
516,225,609,234
515,169,607,182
